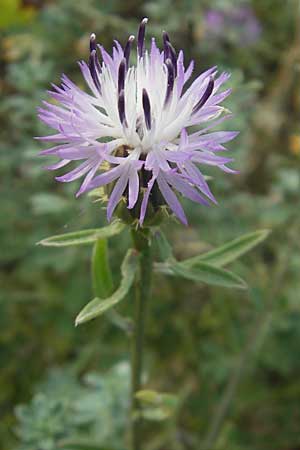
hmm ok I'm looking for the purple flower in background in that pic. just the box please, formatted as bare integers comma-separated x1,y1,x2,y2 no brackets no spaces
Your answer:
205,10,225,32
204,6,261,47
38,18,238,225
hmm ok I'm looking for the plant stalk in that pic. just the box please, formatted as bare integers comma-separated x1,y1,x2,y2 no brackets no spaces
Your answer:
130,228,153,450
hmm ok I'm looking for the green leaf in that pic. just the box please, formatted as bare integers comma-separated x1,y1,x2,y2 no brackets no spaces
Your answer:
92,239,132,333
135,389,179,422
75,249,138,326
38,221,125,247
170,261,247,290
183,229,271,268
154,230,173,261
92,239,114,298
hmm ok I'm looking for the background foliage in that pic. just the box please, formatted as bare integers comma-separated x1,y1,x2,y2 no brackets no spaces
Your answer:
0,0,300,449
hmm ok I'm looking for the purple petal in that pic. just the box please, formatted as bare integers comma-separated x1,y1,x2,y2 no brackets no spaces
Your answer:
56,146,96,160
165,172,209,206
192,153,234,166
189,115,233,138
82,164,123,194
76,163,101,197
128,168,139,209
214,72,231,90
107,169,130,221
150,38,162,66
157,173,187,225
184,60,194,83
181,161,217,204
176,51,185,97
199,131,239,143
35,134,68,143
44,159,70,170
55,158,98,182
113,40,124,56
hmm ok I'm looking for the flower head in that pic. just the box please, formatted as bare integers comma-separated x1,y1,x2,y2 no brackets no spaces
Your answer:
38,19,238,225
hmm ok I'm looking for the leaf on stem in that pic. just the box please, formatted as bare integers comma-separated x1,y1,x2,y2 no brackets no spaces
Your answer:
183,229,271,268
92,239,114,298
37,221,125,247
75,249,138,326
171,260,247,289
154,230,173,261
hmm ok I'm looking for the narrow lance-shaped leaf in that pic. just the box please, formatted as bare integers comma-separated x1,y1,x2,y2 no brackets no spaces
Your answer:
37,221,125,247
170,260,247,290
92,238,132,333
75,249,138,326
154,230,173,261
182,229,271,268
92,239,114,298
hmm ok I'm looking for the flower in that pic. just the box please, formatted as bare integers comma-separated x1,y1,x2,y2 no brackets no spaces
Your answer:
37,18,238,225
204,7,261,47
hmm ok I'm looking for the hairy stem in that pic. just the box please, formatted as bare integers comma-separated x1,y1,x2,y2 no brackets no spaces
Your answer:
130,228,153,450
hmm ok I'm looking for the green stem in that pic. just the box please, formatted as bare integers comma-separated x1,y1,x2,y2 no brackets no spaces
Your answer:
130,228,153,450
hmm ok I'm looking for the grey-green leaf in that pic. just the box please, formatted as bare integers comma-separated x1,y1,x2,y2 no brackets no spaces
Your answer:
38,221,125,247
92,239,132,333
75,249,138,325
171,261,247,289
154,230,173,261
183,229,270,268
92,239,114,298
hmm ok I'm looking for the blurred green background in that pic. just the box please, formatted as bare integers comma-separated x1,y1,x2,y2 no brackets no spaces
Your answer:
1,0,300,449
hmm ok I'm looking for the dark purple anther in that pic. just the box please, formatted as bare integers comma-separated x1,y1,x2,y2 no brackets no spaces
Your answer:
89,34,101,72
164,58,175,107
165,41,177,77
90,33,97,52
142,88,151,130
163,31,170,58
124,35,135,67
89,50,101,93
192,76,214,113
137,18,148,57
118,59,126,94
118,89,127,126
